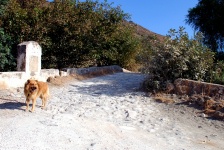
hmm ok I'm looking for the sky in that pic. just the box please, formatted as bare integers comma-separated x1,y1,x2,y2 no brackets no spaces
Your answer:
95,0,199,37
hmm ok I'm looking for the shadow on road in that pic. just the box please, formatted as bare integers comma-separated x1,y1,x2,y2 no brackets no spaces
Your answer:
0,98,24,110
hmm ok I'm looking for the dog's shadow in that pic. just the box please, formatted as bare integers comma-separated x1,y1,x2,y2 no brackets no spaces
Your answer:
0,98,25,110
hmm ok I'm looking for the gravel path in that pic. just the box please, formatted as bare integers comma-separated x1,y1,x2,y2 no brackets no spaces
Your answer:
0,72,224,150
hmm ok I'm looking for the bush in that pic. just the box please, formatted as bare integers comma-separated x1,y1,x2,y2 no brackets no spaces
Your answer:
137,34,162,73
209,61,224,84
0,28,16,71
143,27,215,92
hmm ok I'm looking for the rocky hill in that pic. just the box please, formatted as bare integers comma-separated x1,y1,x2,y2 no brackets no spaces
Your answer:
127,21,165,42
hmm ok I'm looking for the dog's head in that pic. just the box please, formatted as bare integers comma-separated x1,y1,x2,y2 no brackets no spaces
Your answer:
26,79,39,93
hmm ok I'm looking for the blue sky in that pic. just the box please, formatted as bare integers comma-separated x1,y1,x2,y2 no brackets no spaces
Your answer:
95,0,198,37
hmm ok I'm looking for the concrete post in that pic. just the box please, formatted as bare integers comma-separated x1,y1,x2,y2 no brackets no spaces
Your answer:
17,41,42,76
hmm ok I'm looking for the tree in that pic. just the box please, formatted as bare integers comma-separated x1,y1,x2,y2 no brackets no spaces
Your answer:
43,0,134,69
0,0,16,71
186,0,224,52
1,0,50,43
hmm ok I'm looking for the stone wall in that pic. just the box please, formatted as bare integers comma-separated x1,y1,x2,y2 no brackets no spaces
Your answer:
173,78,224,99
0,69,60,89
62,65,123,76
0,65,124,89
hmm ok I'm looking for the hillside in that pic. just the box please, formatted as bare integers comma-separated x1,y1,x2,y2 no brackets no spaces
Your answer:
127,21,165,42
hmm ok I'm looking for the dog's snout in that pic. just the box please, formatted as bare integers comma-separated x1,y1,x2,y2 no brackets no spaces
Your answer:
30,86,37,92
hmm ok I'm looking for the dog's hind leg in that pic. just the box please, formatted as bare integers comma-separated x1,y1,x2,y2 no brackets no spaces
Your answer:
40,95,46,109
41,97,47,109
41,91,49,110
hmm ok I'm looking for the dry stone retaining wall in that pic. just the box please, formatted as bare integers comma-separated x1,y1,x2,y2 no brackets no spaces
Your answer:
174,78,224,100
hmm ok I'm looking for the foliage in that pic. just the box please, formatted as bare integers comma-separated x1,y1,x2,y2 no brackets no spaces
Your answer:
209,61,224,84
1,0,49,43
0,0,16,71
0,28,15,71
143,27,215,92
137,34,163,73
94,23,141,70
0,0,9,16
186,0,224,52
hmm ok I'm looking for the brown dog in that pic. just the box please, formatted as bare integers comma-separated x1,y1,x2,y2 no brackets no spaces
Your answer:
24,79,49,112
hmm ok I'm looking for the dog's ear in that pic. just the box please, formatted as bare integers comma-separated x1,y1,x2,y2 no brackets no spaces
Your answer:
27,79,30,83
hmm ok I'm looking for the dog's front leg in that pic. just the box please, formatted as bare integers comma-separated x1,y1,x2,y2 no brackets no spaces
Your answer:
31,98,37,112
25,99,30,112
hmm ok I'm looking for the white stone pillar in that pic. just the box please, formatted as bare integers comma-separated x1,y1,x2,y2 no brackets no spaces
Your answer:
17,41,42,76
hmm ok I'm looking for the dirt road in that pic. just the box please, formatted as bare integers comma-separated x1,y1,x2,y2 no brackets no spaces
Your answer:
0,72,223,150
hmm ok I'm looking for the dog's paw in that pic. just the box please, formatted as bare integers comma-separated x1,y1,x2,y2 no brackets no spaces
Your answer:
41,105,46,109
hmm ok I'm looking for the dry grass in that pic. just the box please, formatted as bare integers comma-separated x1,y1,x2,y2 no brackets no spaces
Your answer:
152,91,224,120
154,96,175,104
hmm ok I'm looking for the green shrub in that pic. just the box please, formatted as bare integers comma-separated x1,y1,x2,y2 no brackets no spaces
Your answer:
209,61,224,84
137,34,162,73
143,27,215,92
